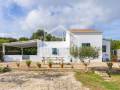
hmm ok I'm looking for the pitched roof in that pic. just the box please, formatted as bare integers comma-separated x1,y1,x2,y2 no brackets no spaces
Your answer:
70,29,102,33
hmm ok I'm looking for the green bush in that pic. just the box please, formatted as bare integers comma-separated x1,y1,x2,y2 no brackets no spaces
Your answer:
36,62,41,68
48,59,53,68
26,60,32,68
0,53,4,62
0,66,11,73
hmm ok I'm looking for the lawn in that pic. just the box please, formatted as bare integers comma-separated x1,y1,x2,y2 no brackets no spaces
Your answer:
75,71,120,90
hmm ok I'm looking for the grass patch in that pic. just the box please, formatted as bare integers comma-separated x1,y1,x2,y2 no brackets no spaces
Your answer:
75,71,120,90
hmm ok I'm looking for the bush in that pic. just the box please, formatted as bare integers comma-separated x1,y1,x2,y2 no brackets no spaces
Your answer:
16,62,20,68
48,59,52,68
106,62,113,77
0,66,11,73
36,62,41,68
26,60,32,68
0,53,4,62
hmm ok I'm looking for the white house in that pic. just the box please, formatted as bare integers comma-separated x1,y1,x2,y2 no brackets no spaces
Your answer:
2,29,111,62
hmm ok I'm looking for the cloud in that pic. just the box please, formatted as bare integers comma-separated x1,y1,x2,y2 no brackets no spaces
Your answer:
0,0,120,39
13,0,39,9
21,0,109,32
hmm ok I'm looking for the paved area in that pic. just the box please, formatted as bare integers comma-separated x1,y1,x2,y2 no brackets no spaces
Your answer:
0,71,89,90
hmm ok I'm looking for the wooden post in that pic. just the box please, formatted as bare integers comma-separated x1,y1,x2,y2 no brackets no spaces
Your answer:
2,44,5,55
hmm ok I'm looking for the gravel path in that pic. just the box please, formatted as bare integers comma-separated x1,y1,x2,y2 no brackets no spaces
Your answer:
0,71,89,90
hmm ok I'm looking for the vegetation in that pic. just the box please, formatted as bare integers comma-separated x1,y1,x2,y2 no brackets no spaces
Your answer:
19,37,29,41
0,66,11,73
48,59,53,68
0,37,17,44
111,40,120,61
0,29,62,57
70,46,99,71
106,62,113,77
60,63,64,68
26,60,32,68
0,52,4,62
75,71,120,90
31,29,62,41
16,62,20,68
36,62,41,68
23,47,37,55
111,40,120,50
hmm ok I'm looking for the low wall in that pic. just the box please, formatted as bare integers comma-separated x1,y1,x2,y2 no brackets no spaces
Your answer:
4,55,22,62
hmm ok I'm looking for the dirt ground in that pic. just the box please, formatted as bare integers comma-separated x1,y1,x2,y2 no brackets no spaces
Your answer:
0,70,89,90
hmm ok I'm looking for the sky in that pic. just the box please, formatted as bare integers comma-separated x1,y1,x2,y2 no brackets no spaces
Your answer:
0,0,120,39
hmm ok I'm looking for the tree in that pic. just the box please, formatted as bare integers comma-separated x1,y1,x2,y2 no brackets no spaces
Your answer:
46,34,52,41
31,29,45,40
19,37,29,41
111,40,120,50
70,46,99,71
70,45,78,59
31,29,62,41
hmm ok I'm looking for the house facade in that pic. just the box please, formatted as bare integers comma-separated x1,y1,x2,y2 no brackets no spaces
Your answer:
3,29,111,62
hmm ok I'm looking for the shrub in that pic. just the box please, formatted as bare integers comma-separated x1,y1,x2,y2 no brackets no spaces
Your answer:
0,53,4,62
26,60,32,68
0,66,11,73
16,62,20,68
106,62,113,77
61,63,64,68
36,62,41,68
48,59,53,68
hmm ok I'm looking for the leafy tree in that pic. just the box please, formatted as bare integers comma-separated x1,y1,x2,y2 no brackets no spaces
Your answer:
0,37,17,43
19,37,29,41
111,40,120,50
23,47,37,55
31,29,45,40
46,34,52,41
70,46,99,71
31,29,62,41
70,45,78,58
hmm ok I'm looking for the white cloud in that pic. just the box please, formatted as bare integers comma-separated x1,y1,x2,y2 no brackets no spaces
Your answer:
0,0,120,39
21,0,109,31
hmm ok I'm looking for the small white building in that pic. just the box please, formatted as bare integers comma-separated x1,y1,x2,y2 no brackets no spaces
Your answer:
3,29,111,62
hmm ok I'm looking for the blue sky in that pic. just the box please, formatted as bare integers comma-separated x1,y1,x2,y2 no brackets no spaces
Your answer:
0,0,120,40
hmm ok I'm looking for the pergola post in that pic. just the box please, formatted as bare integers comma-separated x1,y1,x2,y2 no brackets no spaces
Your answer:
2,44,5,55
21,48,23,55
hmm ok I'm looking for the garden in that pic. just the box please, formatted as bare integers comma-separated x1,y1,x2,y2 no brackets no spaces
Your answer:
0,46,120,90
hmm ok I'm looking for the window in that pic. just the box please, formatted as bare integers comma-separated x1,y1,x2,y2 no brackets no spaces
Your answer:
102,45,106,52
52,48,59,55
82,43,90,47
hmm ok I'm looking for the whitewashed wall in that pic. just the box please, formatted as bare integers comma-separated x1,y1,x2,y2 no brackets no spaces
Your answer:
4,55,22,62
37,41,70,62
70,32,103,62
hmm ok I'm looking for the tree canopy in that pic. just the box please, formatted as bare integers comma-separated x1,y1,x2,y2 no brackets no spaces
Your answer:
111,40,120,50
70,46,99,61
31,29,62,41
19,37,29,41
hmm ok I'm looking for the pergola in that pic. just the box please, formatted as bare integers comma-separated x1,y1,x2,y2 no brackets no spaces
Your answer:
2,40,38,55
